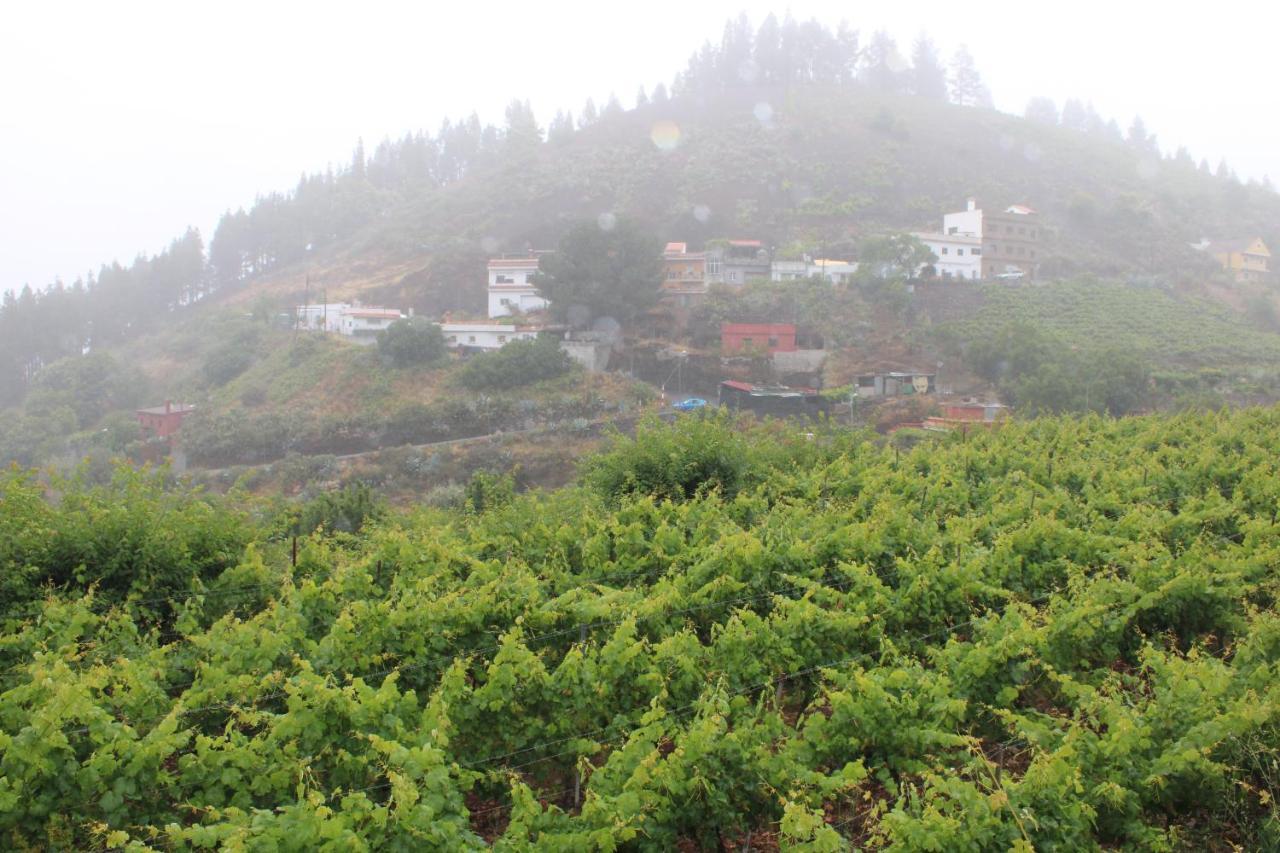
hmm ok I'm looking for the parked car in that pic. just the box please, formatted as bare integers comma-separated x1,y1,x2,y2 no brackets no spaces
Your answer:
673,397,708,412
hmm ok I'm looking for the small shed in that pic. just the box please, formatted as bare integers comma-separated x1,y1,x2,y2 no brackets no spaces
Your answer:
136,401,196,439
718,381,827,419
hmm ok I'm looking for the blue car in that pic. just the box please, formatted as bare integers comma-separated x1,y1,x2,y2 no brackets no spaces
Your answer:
673,397,708,412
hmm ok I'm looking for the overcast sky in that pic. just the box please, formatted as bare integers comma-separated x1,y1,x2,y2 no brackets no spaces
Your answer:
2,0,1276,292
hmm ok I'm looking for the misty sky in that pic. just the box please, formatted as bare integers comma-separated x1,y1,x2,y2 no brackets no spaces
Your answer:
2,0,1276,293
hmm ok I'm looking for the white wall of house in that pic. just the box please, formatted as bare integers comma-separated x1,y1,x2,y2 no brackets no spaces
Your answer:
914,234,983,280
943,198,983,237
488,288,550,318
442,322,538,350
487,259,549,317
340,310,404,341
771,260,808,281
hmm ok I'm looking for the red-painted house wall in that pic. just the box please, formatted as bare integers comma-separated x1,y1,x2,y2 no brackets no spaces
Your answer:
720,323,798,355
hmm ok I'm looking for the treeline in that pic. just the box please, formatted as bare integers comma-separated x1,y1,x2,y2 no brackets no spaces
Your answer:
1024,96,1264,187
671,13,992,106
0,229,203,406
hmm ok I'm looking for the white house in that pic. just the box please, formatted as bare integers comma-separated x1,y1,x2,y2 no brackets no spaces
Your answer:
295,303,405,340
488,257,550,318
770,260,808,281
808,259,858,284
340,307,404,341
940,198,1041,278
441,321,539,351
912,233,983,280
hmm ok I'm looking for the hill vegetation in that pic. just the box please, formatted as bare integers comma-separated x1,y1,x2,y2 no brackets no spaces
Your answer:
2,409,1279,848
3,15,1277,415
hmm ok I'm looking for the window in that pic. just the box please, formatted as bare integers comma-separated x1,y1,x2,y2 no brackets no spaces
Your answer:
707,258,722,275
667,269,677,279
767,336,779,347
742,337,754,347
941,247,949,255
447,335,456,343
498,335,507,343
971,247,981,256
956,248,964,256
501,298,513,306
947,226,958,235
495,274,514,284
468,335,476,343
729,271,740,282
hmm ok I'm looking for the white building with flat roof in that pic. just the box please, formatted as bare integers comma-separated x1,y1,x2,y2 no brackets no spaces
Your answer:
442,321,539,351
912,233,983,280
488,257,550,318
295,303,405,340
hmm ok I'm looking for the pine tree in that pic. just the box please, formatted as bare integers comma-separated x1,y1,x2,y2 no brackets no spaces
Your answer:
948,45,991,107
719,13,754,87
833,21,860,84
753,14,782,85
579,97,598,127
1127,116,1157,153
651,82,669,104
635,86,648,108
351,137,366,180
909,33,947,100
1060,99,1088,132
862,30,904,93
503,99,542,158
547,110,575,145
1025,97,1059,125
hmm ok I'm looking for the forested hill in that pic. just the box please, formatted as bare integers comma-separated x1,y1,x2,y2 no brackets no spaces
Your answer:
3,15,1279,408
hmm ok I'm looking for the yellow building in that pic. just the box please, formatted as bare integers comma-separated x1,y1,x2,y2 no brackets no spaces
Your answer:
1200,237,1271,283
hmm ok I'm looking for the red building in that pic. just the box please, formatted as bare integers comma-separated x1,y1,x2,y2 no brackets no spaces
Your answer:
720,323,798,355
942,400,1008,423
136,401,196,440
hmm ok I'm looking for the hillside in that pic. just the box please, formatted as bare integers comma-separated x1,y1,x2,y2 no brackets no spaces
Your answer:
2,410,1279,848
4,38,1280,473
249,85,1280,317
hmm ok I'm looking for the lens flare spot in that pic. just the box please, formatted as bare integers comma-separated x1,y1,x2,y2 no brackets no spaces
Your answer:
597,212,617,231
753,102,774,126
693,204,711,223
650,120,681,151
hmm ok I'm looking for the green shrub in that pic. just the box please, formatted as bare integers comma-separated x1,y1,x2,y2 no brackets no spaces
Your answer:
584,411,751,503
376,318,447,367
456,335,572,391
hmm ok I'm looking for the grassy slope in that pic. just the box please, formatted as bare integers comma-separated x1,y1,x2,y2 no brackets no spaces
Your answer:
940,280,1280,368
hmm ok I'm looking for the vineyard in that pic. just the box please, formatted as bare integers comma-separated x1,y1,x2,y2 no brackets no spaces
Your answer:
942,279,1280,369
2,408,1279,849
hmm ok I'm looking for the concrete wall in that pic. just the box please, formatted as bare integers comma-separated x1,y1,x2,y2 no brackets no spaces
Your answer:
560,340,612,372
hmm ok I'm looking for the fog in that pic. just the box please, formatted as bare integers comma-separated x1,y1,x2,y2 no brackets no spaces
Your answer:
2,0,1276,291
